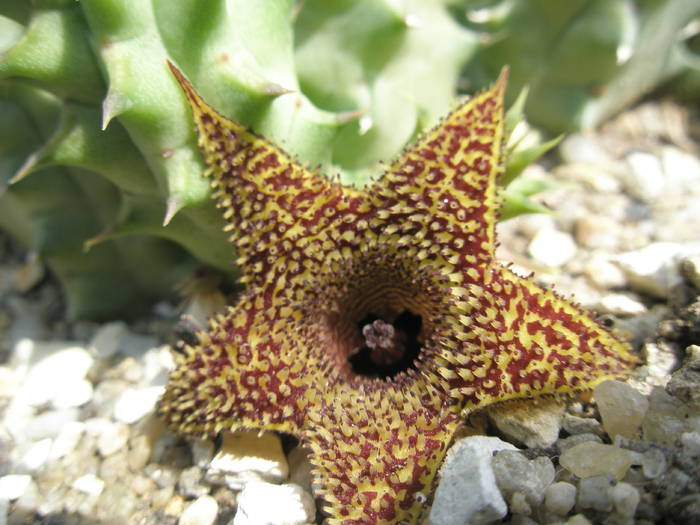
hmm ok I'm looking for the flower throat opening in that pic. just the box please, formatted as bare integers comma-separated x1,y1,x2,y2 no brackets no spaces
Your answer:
349,310,423,379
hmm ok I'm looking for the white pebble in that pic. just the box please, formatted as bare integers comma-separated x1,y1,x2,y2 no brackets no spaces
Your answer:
609,482,639,517
544,482,577,516
97,422,130,457
0,474,32,500
14,344,94,408
528,229,577,268
430,436,517,525
89,321,128,360
612,242,700,299
624,151,665,203
179,495,219,525
233,482,315,525
661,146,700,189
49,422,85,460
113,386,163,424
594,380,649,439
207,431,288,490
20,438,53,472
72,474,105,497
595,294,647,316
22,408,80,441
140,345,174,387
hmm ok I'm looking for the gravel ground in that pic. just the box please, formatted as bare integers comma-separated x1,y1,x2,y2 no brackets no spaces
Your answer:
0,99,699,525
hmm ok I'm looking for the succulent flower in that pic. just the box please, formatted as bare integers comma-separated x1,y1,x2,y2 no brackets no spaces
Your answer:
159,64,638,524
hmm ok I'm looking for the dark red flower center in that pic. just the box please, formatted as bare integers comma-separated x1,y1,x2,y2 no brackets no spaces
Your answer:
310,250,451,382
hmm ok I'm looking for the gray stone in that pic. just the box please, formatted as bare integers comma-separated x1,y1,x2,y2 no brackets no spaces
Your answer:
544,481,577,516
492,451,554,506
99,449,130,481
95,483,137,523
577,474,614,512
508,491,531,516
429,436,517,525
612,242,700,299
561,414,603,436
488,398,565,448
682,255,700,290
96,422,130,457
557,433,603,452
91,379,129,418
145,464,180,489
680,431,700,456
641,447,667,479
190,438,215,469
89,321,128,360
609,482,640,517
642,387,700,445
128,434,153,471
178,495,218,525
666,345,700,408
178,467,210,498
119,331,160,358
594,380,649,439
232,482,315,525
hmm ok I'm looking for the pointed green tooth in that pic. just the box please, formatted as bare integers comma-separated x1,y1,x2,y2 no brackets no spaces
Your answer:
81,0,210,213
12,102,158,194
502,135,563,187
101,89,134,129
0,4,104,103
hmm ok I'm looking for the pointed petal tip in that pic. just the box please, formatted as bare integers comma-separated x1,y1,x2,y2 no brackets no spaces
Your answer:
495,66,509,95
166,60,205,112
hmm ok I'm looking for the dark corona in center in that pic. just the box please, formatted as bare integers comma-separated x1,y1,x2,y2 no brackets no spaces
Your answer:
349,310,422,378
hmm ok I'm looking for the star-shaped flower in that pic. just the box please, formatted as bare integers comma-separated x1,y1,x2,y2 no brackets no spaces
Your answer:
159,63,638,524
